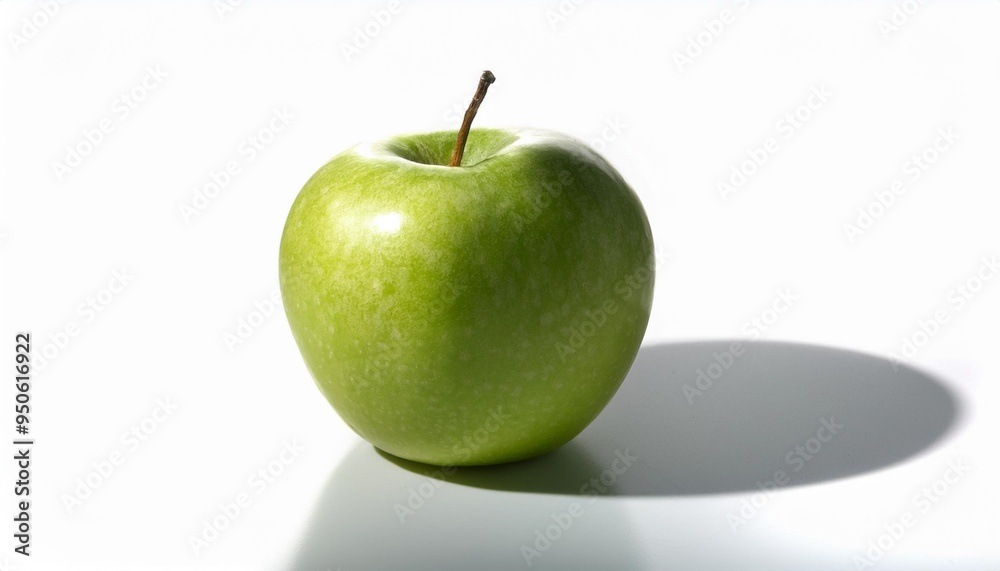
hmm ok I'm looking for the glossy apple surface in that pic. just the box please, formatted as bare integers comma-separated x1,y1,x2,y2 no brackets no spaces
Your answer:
279,128,654,465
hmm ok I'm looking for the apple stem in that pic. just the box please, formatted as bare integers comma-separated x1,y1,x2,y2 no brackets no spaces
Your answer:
449,70,496,167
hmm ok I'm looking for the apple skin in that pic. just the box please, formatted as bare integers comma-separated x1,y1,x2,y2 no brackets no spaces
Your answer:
279,128,654,466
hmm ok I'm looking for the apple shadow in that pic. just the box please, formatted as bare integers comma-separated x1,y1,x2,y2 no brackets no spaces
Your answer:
382,340,963,496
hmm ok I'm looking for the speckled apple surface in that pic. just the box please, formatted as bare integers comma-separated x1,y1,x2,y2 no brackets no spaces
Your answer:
279,128,654,466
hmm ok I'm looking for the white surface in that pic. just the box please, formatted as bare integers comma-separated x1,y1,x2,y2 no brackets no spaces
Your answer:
2,1,999,570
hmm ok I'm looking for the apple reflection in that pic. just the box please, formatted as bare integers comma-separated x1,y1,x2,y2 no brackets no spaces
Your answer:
289,442,645,571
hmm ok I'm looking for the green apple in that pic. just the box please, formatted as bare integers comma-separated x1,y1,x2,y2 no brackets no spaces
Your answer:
279,73,654,466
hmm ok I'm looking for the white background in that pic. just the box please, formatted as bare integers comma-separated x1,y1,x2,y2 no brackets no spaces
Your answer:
2,1,999,570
